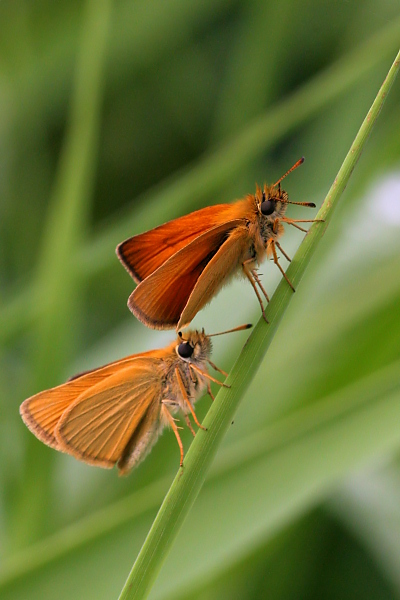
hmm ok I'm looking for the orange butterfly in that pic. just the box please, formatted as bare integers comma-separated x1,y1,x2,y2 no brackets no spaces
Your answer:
117,158,318,330
20,325,250,474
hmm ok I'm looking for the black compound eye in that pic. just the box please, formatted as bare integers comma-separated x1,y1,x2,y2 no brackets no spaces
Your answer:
177,342,194,358
261,199,276,216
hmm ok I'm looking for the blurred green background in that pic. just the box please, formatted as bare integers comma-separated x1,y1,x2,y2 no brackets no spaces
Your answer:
1,0,400,598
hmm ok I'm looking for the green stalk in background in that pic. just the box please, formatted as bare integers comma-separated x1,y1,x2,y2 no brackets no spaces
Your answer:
11,0,112,549
118,50,400,600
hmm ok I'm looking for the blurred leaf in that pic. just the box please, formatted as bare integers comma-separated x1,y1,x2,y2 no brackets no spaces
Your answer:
9,0,112,550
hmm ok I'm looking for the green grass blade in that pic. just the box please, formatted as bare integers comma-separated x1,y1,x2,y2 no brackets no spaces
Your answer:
117,49,400,600
12,0,112,549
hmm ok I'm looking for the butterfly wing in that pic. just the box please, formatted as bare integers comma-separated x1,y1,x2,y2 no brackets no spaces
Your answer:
128,219,244,328
54,359,162,469
20,351,164,450
116,204,240,283
178,225,250,328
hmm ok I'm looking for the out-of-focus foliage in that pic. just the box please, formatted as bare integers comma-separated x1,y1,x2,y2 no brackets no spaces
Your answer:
1,1,400,598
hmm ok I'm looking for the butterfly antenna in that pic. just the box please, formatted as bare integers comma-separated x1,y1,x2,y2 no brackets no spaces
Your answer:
285,199,316,207
273,157,315,208
209,323,252,337
273,157,305,188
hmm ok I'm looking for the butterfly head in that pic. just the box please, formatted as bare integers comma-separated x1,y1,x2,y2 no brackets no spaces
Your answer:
255,157,314,222
256,184,288,221
176,329,212,364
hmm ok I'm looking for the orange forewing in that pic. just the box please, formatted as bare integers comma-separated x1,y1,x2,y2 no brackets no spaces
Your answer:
117,202,249,283
128,219,244,328
178,226,250,328
20,350,165,451
55,361,161,468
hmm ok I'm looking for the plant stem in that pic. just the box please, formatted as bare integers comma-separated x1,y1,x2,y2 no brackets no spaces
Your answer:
118,49,400,600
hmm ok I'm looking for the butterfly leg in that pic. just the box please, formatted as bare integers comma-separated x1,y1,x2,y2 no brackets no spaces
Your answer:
242,260,268,322
184,413,197,437
251,269,270,302
189,364,230,388
281,217,324,233
207,381,216,401
175,367,206,431
188,363,217,400
161,404,185,466
275,241,291,262
268,239,295,292
207,359,228,377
